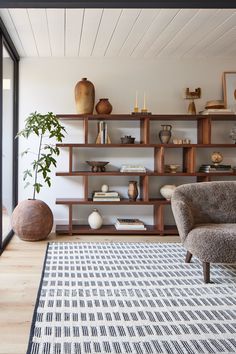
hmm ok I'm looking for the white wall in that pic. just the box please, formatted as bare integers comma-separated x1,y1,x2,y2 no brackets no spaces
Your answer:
19,57,236,227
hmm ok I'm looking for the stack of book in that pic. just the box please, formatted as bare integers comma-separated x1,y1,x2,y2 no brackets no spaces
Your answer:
115,218,147,230
93,191,120,201
120,164,146,173
199,164,232,173
199,108,234,115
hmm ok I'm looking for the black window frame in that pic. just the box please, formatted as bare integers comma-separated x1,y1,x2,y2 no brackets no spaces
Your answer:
0,17,19,254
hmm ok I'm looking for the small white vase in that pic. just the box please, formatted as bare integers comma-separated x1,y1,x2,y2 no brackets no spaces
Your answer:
88,209,103,229
160,185,177,200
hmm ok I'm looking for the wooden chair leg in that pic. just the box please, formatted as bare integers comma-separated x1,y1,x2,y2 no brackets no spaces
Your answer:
185,251,192,263
203,262,210,283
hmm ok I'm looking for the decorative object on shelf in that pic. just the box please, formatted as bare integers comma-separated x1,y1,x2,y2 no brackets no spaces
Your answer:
141,92,148,113
159,124,172,144
93,191,120,201
101,184,109,192
211,152,223,166
74,77,95,114
115,218,146,230
205,100,225,109
165,164,180,173
86,161,109,172
223,72,236,112
128,181,138,201
88,208,103,229
229,124,236,143
160,184,177,200
95,121,111,144
12,111,65,241
95,98,113,114
172,137,191,144
120,164,146,172
199,164,232,173
184,87,201,115
133,91,139,113
120,135,135,144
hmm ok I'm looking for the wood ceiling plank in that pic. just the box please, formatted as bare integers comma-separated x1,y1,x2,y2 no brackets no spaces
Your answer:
185,10,236,57
131,9,179,58
181,9,235,57
46,9,65,56
0,9,25,56
27,9,51,56
79,8,103,57
65,9,84,56
8,9,37,56
118,9,160,57
203,27,236,56
105,9,141,57
145,9,199,58
91,9,122,57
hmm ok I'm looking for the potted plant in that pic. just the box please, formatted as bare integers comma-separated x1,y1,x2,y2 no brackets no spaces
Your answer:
12,112,66,241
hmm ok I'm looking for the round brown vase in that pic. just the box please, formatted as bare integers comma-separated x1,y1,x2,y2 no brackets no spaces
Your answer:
128,181,138,201
74,78,95,114
95,98,113,114
11,199,53,241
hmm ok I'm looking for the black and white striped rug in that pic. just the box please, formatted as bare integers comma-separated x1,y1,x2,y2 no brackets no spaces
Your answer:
27,242,236,354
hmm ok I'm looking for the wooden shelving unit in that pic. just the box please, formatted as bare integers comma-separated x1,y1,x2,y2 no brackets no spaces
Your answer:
56,113,236,235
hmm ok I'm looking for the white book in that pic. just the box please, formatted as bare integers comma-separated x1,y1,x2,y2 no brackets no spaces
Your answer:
115,222,146,230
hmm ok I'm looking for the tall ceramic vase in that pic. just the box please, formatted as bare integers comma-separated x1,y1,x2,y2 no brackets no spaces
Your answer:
159,124,172,144
74,78,95,114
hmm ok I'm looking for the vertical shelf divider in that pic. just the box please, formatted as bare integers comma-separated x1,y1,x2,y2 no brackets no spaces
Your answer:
139,175,149,201
154,147,165,173
140,117,150,144
198,117,211,144
84,117,88,144
154,204,164,234
69,146,73,173
68,204,73,236
83,176,89,201
183,147,196,173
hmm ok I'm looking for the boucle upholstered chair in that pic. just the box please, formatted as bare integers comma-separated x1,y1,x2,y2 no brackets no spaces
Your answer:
171,181,236,283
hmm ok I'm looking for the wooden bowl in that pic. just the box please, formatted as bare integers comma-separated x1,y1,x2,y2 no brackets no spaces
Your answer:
86,161,109,172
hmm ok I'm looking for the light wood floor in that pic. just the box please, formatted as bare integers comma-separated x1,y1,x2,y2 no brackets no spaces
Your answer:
0,234,179,354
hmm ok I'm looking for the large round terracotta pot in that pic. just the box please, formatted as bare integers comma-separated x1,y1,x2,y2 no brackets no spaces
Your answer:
74,77,95,114
11,199,53,241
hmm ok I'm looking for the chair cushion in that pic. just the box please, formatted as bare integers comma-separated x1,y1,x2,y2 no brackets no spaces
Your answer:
184,224,236,263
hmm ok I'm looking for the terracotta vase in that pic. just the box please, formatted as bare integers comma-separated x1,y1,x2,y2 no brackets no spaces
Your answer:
11,199,53,241
128,181,138,201
88,209,103,229
159,124,172,144
95,98,113,114
74,78,95,114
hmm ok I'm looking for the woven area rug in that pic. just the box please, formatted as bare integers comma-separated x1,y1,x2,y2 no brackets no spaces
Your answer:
27,242,236,354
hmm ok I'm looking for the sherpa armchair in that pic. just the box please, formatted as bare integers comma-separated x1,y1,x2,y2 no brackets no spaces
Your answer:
171,181,236,283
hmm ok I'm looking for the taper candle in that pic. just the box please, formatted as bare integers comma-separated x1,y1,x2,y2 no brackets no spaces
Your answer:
143,92,146,109
135,91,138,107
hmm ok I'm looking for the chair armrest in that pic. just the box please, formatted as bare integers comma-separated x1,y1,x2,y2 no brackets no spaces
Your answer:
171,199,194,242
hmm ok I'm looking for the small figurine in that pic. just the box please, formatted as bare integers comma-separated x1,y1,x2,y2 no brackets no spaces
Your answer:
184,87,201,115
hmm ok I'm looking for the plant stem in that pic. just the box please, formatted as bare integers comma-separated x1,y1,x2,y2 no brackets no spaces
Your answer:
33,133,43,200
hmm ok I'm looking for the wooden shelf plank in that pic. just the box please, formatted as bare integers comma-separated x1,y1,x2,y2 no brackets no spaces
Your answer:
57,143,236,148
57,114,236,121
56,198,170,205
56,171,236,177
56,224,164,235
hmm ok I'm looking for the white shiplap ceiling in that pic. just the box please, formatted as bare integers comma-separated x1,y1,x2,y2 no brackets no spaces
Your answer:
0,8,236,58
